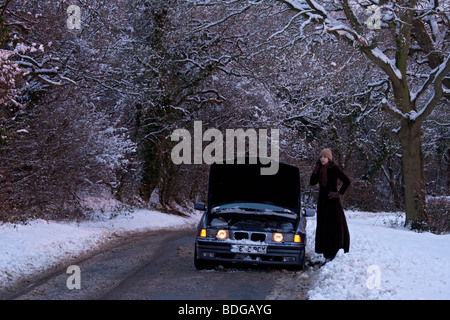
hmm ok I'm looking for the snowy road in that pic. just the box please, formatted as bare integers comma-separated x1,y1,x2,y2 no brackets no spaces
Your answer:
1,209,449,300
2,228,312,300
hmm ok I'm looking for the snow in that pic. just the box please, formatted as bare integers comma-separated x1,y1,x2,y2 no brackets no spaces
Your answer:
306,211,450,300
370,48,403,80
0,209,200,291
0,209,449,300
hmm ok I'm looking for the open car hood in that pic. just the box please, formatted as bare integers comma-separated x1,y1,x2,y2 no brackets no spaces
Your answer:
207,158,301,215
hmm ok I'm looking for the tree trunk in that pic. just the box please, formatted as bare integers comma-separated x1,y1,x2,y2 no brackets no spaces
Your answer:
398,120,426,228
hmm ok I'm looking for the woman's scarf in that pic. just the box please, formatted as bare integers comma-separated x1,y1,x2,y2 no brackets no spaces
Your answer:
319,163,329,189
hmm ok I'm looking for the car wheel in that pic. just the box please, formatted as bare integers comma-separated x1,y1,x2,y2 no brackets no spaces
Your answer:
297,257,305,270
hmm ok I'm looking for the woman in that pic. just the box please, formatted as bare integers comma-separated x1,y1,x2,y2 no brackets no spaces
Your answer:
310,148,351,261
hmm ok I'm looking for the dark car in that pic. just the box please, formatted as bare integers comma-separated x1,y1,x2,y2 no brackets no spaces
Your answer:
194,158,315,270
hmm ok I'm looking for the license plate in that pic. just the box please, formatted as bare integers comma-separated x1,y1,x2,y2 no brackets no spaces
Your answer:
231,244,267,254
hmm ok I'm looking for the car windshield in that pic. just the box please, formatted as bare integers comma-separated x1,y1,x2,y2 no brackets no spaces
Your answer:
211,202,297,219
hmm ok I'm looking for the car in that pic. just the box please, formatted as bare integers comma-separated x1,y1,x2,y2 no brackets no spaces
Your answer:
193,158,315,270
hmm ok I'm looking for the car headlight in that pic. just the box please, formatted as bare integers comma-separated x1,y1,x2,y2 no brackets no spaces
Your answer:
272,232,284,242
216,229,229,240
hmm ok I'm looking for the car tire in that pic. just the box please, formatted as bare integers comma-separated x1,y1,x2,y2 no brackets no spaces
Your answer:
297,257,306,270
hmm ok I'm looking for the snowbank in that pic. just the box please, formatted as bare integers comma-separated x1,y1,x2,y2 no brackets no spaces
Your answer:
0,209,200,291
306,211,450,300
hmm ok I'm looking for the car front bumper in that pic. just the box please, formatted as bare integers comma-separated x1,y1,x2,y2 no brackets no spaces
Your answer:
195,238,305,267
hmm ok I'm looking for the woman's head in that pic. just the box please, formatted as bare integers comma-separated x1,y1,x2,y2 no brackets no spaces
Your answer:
319,148,332,165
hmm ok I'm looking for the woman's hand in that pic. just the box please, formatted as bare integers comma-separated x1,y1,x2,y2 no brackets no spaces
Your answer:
328,191,341,199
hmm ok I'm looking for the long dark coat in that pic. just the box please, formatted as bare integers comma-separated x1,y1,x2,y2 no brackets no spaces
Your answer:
310,160,351,259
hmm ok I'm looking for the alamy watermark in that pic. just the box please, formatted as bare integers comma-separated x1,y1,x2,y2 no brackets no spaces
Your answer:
67,5,81,30
66,4,382,31
170,121,280,175
366,264,381,290
366,5,382,30
66,265,81,290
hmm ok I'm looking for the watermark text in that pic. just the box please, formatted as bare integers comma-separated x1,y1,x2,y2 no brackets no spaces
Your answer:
171,121,280,175
366,264,381,290
66,265,81,290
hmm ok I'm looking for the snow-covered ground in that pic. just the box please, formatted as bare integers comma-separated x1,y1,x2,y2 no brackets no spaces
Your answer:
306,211,450,300
0,209,201,292
0,209,449,300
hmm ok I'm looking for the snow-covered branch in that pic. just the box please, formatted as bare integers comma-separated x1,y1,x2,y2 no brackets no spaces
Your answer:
266,11,307,41
280,0,370,45
192,2,254,33
411,61,443,105
13,54,76,88
412,53,450,123
380,97,406,120
364,48,403,83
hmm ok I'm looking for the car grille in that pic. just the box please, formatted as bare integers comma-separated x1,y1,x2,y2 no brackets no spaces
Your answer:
251,233,266,241
234,232,248,240
232,231,266,242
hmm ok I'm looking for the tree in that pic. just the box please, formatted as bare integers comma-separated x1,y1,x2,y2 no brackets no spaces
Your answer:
0,0,139,220
191,0,450,227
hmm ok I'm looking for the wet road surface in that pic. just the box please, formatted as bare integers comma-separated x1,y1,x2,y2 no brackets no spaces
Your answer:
2,228,314,300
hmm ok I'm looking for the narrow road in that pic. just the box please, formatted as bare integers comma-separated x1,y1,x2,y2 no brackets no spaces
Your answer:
3,228,314,300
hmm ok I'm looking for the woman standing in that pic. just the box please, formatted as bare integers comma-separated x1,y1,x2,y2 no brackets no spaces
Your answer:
310,148,351,261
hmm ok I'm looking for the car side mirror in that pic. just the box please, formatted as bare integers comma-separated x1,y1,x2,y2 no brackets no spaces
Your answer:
194,202,206,211
303,208,316,217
